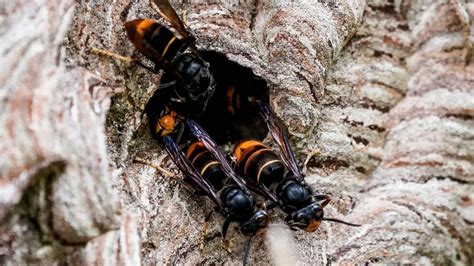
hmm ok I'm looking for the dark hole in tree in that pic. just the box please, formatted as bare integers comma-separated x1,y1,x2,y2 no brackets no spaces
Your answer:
154,51,269,145
196,51,269,144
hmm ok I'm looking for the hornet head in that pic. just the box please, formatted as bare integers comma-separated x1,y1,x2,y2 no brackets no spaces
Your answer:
239,209,269,236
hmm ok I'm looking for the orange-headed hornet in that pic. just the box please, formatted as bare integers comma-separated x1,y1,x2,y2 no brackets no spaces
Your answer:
231,102,361,232
94,0,215,141
164,121,269,264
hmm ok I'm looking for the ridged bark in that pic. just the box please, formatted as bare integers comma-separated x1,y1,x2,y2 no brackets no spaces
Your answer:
1,0,472,265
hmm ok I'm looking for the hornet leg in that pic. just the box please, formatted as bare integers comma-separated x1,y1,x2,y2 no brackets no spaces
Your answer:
134,156,175,178
221,219,232,253
303,148,320,174
199,210,215,253
314,194,331,207
133,156,194,193
91,47,158,73
263,200,279,211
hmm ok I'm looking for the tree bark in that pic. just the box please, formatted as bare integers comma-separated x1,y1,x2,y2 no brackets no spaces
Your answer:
1,0,473,265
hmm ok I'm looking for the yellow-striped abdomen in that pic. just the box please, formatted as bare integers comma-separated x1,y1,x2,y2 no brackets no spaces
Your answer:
233,140,285,187
186,142,227,190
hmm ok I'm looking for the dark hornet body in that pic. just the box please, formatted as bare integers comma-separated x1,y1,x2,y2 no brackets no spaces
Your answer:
234,140,313,215
123,0,216,140
184,120,273,265
233,140,285,188
233,139,326,231
124,19,215,110
183,140,268,237
231,101,361,232
186,141,254,226
185,142,227,192
164,135,268,265
164,136,268,239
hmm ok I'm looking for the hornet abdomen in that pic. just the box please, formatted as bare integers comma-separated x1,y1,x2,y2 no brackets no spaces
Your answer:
186,141,227,190
233,140,285,188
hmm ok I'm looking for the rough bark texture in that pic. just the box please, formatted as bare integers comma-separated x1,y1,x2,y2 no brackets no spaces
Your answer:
0,0,138,264
1,0,473,265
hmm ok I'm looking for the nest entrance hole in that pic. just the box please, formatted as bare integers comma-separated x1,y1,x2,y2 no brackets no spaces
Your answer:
196,51,269,145
156,51,269,145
